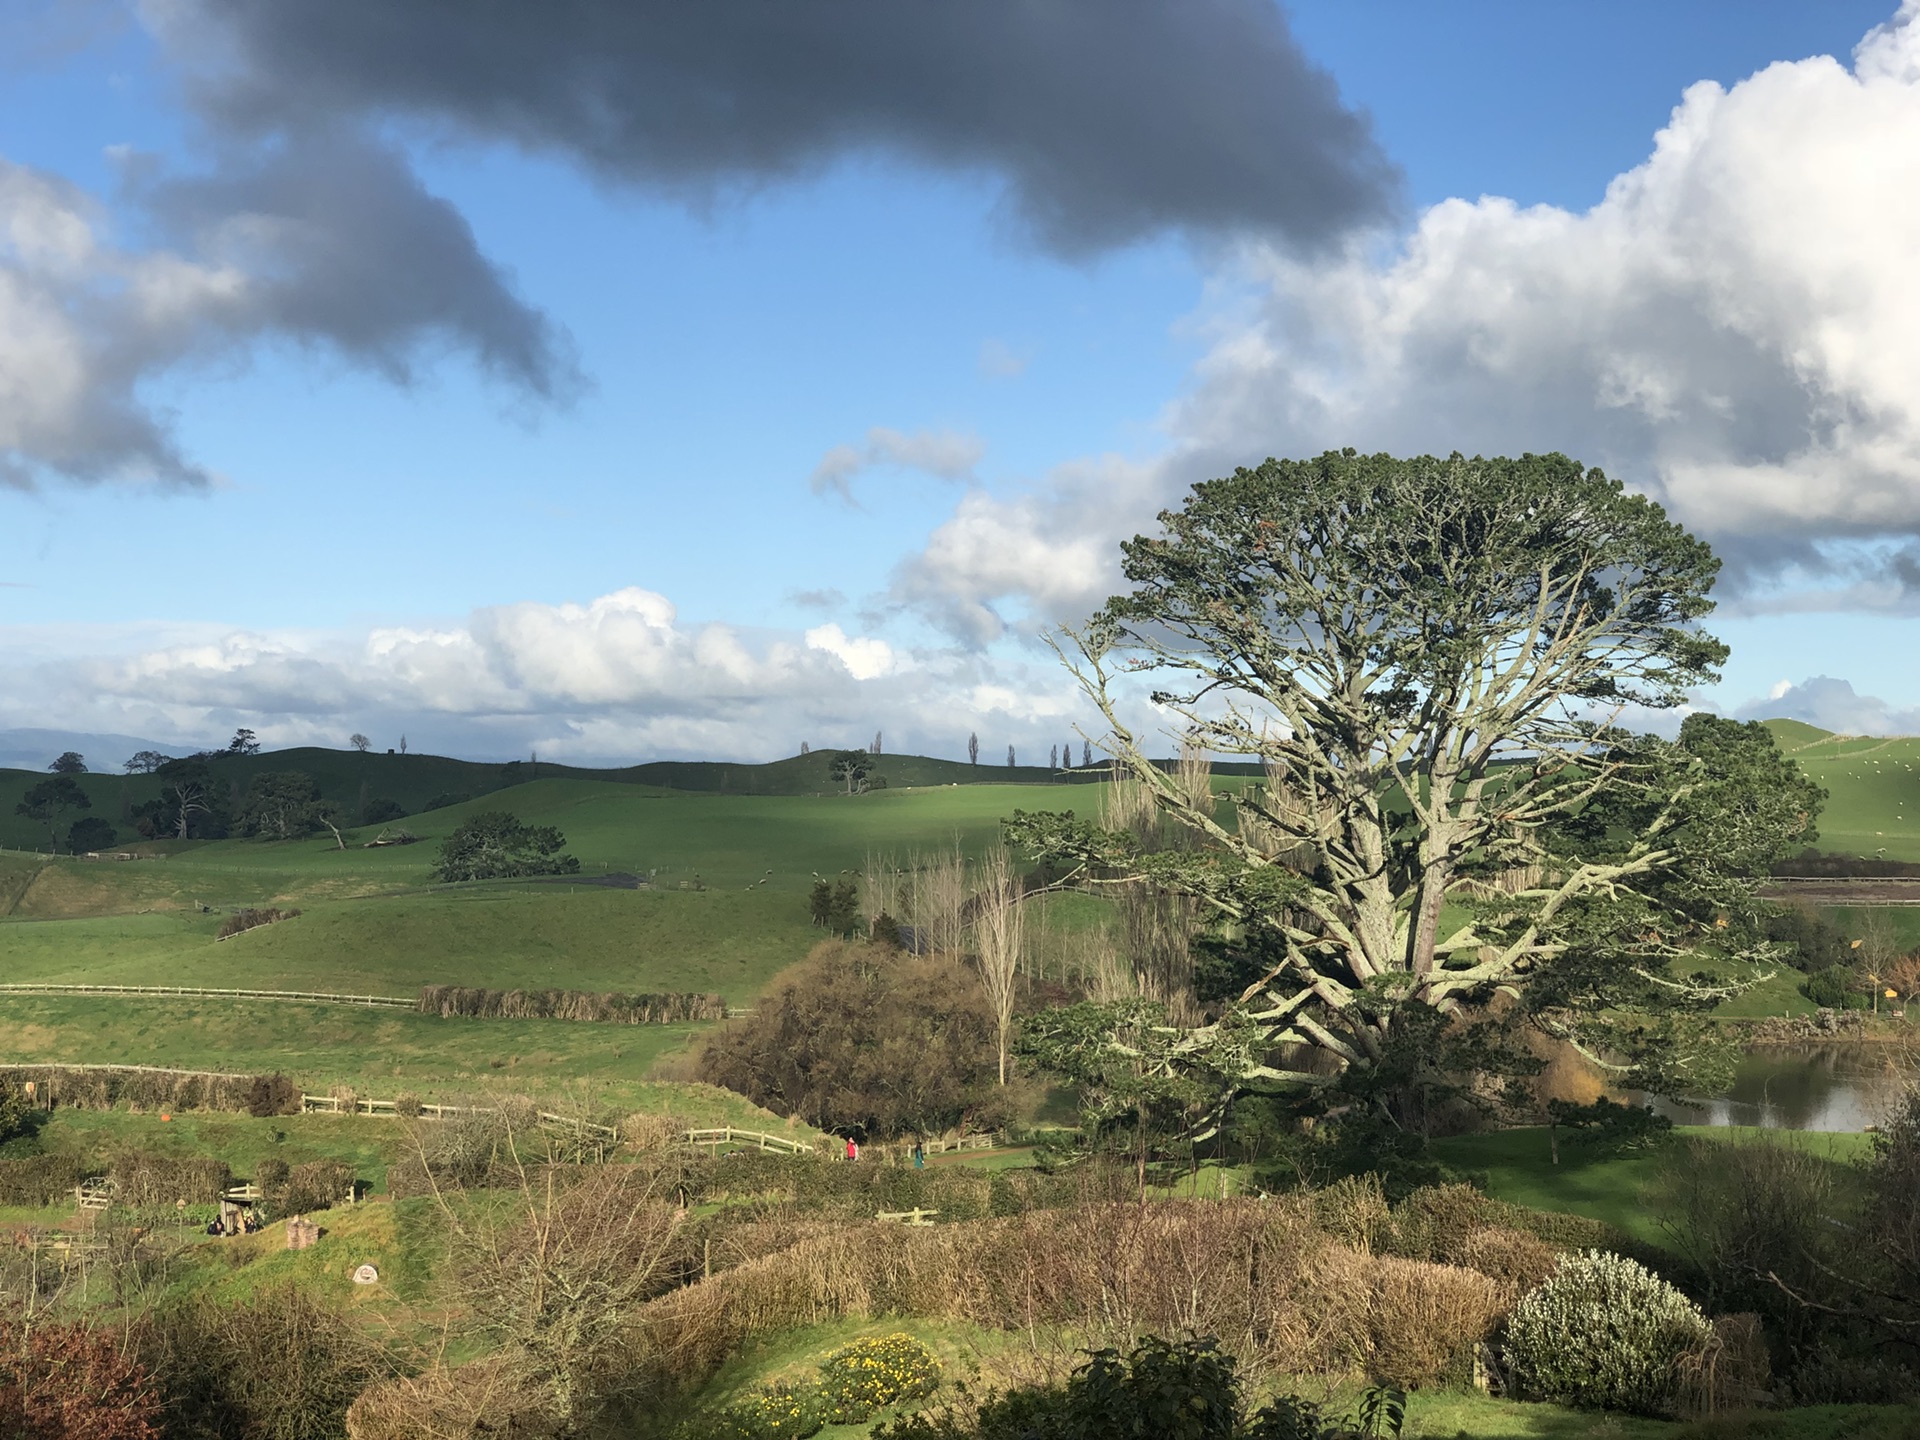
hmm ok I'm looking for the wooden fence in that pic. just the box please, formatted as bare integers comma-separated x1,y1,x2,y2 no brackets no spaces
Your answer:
0,984,413,1008
682,1126,814,1155
299,1093,619,1140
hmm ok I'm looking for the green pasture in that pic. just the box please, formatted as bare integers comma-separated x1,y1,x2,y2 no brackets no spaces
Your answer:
0,994,709,1100
1762,720,1920,861
1430,1126,1876,1249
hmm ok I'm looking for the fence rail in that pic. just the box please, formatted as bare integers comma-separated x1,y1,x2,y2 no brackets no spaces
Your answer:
0,984,413,1008
299,1093,620,1140
683,1126,814,1155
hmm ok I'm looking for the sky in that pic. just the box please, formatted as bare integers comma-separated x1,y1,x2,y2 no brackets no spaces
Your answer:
3,0,1920,765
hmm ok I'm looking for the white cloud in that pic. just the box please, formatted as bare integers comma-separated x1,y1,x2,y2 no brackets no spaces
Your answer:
891,2,1920,635
0,586,1109,764
803,623,901,681
809,426,984,502
1734,675,1920,736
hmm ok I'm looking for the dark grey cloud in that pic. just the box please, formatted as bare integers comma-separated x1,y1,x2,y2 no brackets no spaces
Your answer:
0,133,576,490
141,131,579,400
160,0,1399,255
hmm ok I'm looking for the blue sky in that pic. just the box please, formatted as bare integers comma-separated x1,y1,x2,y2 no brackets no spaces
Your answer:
3,2,1919,763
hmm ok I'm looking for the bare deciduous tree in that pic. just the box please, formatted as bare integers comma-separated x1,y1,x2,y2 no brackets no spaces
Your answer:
421,1120,689,1432
972,847,1026,1086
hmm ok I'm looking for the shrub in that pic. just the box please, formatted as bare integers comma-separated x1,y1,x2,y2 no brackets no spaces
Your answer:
141,1287,383,1440
246,1071,301,1117
109,1153,231,1207
1799,965,1856,1009
0,1317,160,1439
0,1153,87,1206
697,1381,826,1440
1455,1226,1559,1289
1656,1136,1843,1347
1503,1250,1712,1415
345,1357,562,1440
697,941,1009,1139
217,906,300,939
263,1159,355,1216
418,984,725,1024
0,1065,255,1114
817,1333,942,1423
878,1337,1240,1440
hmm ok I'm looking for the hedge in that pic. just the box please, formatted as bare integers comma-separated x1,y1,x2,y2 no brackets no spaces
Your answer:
0,1154,87,1206
417,985,726,1024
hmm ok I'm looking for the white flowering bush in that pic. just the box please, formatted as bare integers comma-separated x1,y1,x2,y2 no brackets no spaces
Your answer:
1503,1250,1712,1415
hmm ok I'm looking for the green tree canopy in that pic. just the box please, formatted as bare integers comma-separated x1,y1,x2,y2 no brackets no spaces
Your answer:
1012,450,1821,1131
233,771,333,841
433,811,579,883
66,816,118,854
47,751,85,774
829,749,873,795
132,758,228,840
16,775,90,850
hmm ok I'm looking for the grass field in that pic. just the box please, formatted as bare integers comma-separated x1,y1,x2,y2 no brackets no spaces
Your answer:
1430,1126,1877,1248
0,765,1099,1108
5,725,1920,1113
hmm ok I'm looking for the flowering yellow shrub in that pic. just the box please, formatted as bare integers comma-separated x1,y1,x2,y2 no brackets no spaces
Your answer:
816,1333,942,1423
712,1380,823,1440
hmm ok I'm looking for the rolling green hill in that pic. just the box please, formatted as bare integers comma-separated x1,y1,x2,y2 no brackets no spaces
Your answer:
0,747,1109,853
1761,718,1920,860
0,765,1102,1107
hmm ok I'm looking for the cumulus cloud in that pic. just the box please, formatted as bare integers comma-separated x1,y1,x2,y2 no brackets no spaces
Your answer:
1734,675,1920,736
891,3,1920,636
0,586,1100,763
809,427,984,502
153,0,1397,257
803,623,901,681
0,135,575,488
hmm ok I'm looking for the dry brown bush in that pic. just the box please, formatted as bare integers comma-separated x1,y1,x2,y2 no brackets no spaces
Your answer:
630,1197,1523,1399
1455,1226,1560,1290
1359,1255,1511,1387
346,1358,562,1440
1675,1312,1773,1418
618,1112,686,1152
417,985,724,1024
108,1153,231,1207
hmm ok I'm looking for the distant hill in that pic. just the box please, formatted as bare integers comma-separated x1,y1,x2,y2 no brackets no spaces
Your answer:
0,728,208,773
0,745,1165,852
1760,718,1837,751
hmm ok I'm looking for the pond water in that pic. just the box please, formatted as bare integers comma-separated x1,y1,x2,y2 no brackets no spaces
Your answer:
1636,1043,1917,1132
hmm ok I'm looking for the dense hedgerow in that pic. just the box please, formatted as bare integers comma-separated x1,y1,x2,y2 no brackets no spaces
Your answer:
1504,1251,1712,1415
418,985,726,1024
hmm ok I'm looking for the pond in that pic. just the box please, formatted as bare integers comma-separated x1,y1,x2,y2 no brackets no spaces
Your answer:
1637,1043,1917,1132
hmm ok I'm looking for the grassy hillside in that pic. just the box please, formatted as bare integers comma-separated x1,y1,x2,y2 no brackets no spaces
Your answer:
1760,719,1920,860
0,748,1108,853
0,767,1100,1103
